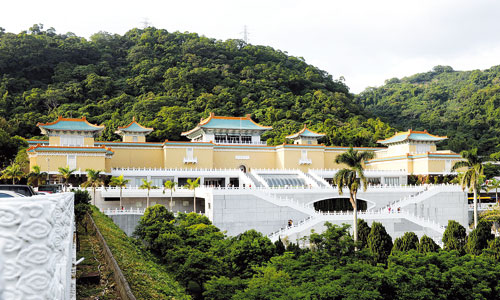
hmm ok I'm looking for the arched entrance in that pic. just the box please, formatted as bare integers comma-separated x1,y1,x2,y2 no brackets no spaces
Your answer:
239,165,247,173
313,198,368,212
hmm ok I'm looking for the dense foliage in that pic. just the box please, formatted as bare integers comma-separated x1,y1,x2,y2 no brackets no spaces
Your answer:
134,205,500,300
356,65,500,155
0,25,395,156
90,206,190,299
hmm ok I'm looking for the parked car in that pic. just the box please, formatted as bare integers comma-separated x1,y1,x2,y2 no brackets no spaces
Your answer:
0,185,36,197
37,184,63,194
0,190,25,198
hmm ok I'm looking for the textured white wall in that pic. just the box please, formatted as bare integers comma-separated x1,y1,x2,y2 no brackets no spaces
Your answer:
0,193,75,300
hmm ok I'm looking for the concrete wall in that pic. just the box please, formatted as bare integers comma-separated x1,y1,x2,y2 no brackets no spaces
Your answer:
212,193,308,236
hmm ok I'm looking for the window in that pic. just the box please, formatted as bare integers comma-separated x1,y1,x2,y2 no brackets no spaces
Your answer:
152,178,162,187
61,135,84,146
67,155,76,169
415,143,431,154
132,136,138,142
301,150,308,160
186,148,194,159
385,177,400,186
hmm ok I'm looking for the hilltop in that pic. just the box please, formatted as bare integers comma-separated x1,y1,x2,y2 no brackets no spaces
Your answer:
356,65,500,155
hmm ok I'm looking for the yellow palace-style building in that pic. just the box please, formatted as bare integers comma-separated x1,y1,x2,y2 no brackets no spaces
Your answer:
27,113,462,187
26,113,469,241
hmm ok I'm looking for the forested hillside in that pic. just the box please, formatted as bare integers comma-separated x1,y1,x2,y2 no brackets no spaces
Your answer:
356,65,500,155
0,25,393,157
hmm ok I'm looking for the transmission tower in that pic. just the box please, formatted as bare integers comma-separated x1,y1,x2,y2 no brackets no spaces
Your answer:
142,18,151,29
241,25,250,43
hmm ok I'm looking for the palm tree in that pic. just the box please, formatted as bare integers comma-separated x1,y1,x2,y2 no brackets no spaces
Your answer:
58,166,76,192
28,165,47,187
487,178,500,205
452,148,485,229
184,178,200,213
1,163,25,184
163,180,177,212
333,148,374,243
109,174,129,209
81,169,105,205
139,179,154,208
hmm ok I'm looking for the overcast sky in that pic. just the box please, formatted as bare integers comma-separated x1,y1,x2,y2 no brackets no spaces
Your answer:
2,0,500,93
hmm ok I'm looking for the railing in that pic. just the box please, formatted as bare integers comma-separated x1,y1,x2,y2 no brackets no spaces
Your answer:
299,158,312,165
112,167,241,172
103,207,205,216
382,184,461,210
213,140,267,145
268,208,446,243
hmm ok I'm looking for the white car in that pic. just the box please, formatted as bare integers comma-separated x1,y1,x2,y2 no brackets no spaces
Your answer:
0,190,25,198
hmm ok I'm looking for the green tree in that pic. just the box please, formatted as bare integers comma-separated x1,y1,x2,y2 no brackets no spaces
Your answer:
442,220,467,253
484,238,500,260
81,169,104,205
392,232,419,253
58,166,76,192
452,148,485,229
233,266,294,300
139,179,155,208
466,220,494,255
203,276,246,300
309,222,355,260
109,174,129,209
480,205,500,236
184,177,200,213
357,219,371,249
417,235,440,253
367,222,393,264
228,229,276,278
1,163,25,184
274,237,286,256
27,165,46,187
333,148,374,243
163,180,177,211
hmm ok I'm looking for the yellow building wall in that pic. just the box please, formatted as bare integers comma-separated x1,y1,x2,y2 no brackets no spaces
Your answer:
35,154,69,172
276,148,325,172
77,156,106,171
427,159,447,173
387,144,410,156
411,158,430,174
324,151,345,169
163,147,214,169
29,156,37,168
83,137,95,146
49,136,60,146
275,149,285,169
123,135,146,143
213,149,275,170
366,159,411,172
110,148,164,169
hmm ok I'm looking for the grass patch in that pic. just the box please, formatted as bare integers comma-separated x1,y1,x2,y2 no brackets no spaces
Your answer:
91,206,191,300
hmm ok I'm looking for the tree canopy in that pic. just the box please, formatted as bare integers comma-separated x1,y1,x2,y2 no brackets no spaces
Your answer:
0,25,395,158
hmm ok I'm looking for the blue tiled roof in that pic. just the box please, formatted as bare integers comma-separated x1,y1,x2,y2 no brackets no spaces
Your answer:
201,118,270,130
378,131,447,144
117,121,153,133
182,113,272,136
27,146,113,155
286,126,325,139
38,117,103,132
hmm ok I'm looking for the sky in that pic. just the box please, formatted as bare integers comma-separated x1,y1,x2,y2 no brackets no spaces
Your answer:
2,0,500,93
